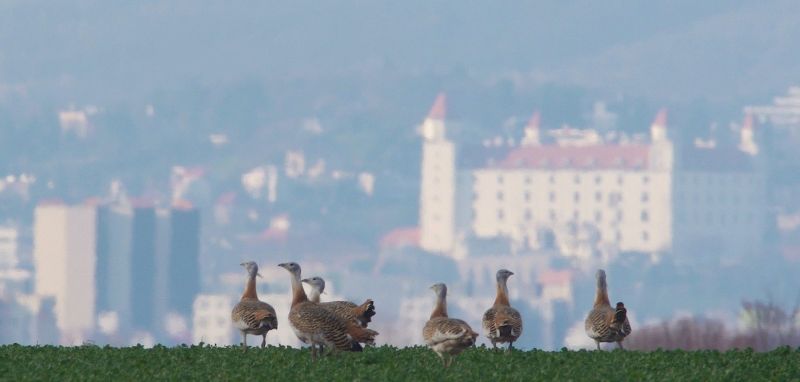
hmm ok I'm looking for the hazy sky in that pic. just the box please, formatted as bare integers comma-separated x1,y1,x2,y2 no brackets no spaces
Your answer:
1,1,797,103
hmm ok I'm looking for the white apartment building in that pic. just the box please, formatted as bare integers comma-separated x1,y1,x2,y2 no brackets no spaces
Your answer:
0,226,20,269
33,203,97,344
192,294,234,346
418,96,766,262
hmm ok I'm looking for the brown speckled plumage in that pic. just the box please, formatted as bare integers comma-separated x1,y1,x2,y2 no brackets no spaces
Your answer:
231,261,277,350
302,277,376,328
482,269,523,350
585,269,632,350
423,283,478,367
280,263,378,360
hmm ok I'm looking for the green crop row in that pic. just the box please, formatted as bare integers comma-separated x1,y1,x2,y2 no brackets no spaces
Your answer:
1,345,798,381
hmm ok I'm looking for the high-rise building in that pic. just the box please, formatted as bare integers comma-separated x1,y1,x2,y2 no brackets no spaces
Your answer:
419,93,456,255
130,206,157,329
168,206,200,317
33,203,97,344
95,204,133,331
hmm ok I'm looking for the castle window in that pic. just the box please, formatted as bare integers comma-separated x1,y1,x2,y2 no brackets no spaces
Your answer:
642,231,649,241
497,191,504,201
595,192,602,202
574,175,581,184
549,210,557,221
595,176,602,185
617,176,624,185
549,175,556,184
641,210,649,222
594,211,602,223
549,192,556,202
643,176,650,184
525,209,532,221
497,175,504,184
641,192,649,202
525,176,532,185
524,191,532,202
497,210,505,220
574,192,580,202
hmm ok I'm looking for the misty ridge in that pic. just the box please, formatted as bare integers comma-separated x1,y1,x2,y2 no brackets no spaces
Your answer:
0,1,799,352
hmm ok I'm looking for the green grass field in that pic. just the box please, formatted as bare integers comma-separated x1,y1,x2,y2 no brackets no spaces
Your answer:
1,345,799,381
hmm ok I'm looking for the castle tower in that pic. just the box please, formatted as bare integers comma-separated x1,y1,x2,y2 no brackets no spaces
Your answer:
648,108,674,171
521,110,541,146
739,113,759,156
419,93,455,254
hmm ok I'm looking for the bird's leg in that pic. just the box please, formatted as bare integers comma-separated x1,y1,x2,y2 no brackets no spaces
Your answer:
241,332,247,351
445,355,454,368
311,344,317,361
437,352,446,366
595,340,600,351
506,342,514,353
261,334,266,348
617,341,624,350
492,341,497,350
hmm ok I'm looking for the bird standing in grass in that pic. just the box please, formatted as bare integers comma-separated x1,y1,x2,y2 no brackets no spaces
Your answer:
423,283,478,367
585,269,632,350
278,262,378,360
231,261,277,350
302,276,376,328
482,269,523,351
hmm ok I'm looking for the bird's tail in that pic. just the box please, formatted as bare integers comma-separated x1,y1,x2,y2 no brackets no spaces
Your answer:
347,324,379,345
354,299,376,326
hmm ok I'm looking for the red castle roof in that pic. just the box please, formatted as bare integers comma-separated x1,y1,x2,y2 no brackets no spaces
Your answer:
652,108,668,127
427,93,446,120
526,110,541,130
499,144,650,170
380,227,420,249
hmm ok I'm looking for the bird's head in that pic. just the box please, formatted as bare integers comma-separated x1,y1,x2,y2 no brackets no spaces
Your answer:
596,269,607,288
301,276,326,293
616,302,625,309
429,282,447,298
496,269,514,282
240,261,262,278
278,262,301,277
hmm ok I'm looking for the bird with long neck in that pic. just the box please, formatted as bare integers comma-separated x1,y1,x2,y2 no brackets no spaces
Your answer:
278,262,377,360
231,261,277,350
482,269,523,351
302,276,375,328
423,283,478,367
585,269,631,350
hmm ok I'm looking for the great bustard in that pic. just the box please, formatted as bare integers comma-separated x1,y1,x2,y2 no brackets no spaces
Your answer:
278,262,378,360
230,261,277,350
482,269,523,351
422,283,478,367
585,269,632,350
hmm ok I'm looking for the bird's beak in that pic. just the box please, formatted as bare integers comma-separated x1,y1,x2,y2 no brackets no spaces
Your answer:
278,263,287,269
429,284,436,290
301,278,309,284
239,262,245,267
509,271,515,276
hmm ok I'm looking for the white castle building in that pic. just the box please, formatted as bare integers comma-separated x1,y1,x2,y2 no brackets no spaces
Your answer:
418,95,767,263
